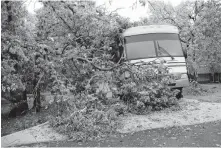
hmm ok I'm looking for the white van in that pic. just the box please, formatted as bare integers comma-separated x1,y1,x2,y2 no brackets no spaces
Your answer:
122,25,189,98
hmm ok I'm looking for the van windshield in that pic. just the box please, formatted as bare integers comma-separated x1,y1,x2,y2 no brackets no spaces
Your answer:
124,33,183,60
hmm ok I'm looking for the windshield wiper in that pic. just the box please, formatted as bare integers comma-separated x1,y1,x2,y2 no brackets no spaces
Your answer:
156,41,174,60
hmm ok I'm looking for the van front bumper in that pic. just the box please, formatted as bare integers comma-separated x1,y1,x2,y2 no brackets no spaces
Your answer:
169,78,190,89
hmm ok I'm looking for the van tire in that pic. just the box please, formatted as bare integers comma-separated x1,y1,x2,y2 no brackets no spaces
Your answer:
172,87,183,100
176,87,183,99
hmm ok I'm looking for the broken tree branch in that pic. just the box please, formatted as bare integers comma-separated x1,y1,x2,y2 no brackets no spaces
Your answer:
75,57,125,71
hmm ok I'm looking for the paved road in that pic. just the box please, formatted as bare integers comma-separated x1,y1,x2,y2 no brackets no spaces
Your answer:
25,120,221,147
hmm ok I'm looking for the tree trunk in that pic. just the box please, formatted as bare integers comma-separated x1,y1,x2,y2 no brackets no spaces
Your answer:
32,73,44,112
33,87,41,112
33,74,40,112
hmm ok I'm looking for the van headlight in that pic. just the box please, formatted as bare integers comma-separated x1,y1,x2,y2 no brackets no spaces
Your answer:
173,73,181,80
181,74,188,79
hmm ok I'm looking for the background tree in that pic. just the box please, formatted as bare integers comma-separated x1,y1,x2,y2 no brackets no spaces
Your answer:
139,0,221,81
1,1,53,113
1,1,29,102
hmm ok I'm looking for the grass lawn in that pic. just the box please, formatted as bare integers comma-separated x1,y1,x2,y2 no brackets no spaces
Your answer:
183,83,221,103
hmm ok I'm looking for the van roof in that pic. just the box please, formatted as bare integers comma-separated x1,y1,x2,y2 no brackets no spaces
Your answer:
123,25,179,37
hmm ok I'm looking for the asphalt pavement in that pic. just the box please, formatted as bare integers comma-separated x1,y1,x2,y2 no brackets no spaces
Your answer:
24,120,221,147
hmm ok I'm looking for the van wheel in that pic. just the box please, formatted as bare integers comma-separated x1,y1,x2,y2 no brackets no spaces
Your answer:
175,87,183,99
172,87,183,99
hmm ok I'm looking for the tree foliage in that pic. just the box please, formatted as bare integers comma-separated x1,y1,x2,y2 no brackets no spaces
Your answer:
1,1,29,99
32,1,179,141
1,1,53,112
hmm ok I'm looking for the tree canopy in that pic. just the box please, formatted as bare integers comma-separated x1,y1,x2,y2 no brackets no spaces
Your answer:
139,0,221,76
